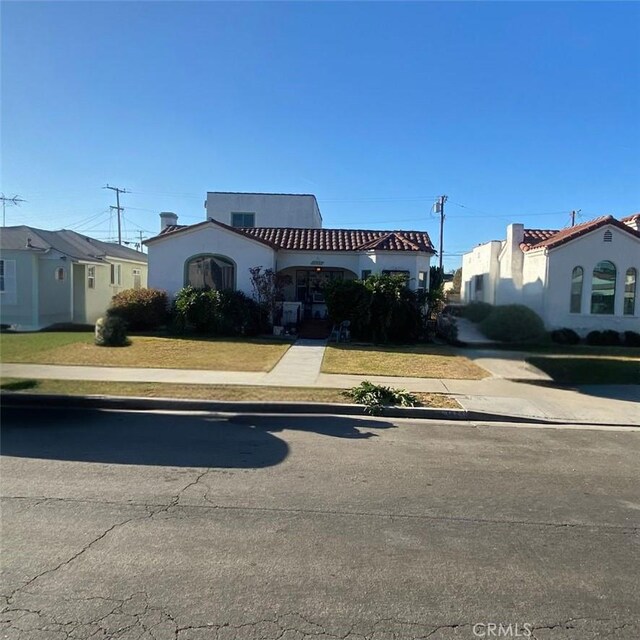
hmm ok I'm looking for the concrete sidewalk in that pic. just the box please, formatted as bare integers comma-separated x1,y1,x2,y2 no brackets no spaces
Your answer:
2,361,638,426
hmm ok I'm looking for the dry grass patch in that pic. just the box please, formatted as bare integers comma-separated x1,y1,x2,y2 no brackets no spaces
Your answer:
322,344,489,379
0,332,290,372
0,378,459,408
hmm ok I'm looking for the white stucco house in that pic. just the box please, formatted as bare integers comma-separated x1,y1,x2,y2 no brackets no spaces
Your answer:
146,192,435,327
461,214,640,335
0,226,148,331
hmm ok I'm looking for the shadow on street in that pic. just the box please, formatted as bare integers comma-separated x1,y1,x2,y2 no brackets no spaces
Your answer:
0,405,394,468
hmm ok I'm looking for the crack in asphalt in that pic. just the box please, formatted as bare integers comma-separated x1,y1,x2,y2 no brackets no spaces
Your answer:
3,468,216,608
3,494,637,534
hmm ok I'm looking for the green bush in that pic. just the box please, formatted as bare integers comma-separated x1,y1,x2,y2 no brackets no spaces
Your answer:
586,330,621,346
624,331,640,347
107,288,169,331
172,287,264,336
323,279,372,339
436,315,460,345
95,316,129,347
342,381,419,415
479,305,546,343
550,328,581,345
461,301,493,323
323,274,427,343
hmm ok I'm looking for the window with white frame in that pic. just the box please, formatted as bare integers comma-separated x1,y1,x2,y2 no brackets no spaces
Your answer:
133,268,142,290
87,266,96,289
418,271,428,291
591,260,616,315
110,263,122,286
570,266,583,313
624,268,637,315
0,259,17,304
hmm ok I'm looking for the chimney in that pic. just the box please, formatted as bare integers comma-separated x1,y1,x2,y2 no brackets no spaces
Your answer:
160,211,178,231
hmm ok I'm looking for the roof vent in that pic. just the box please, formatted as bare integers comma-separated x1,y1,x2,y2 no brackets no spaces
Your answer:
604,230,613,242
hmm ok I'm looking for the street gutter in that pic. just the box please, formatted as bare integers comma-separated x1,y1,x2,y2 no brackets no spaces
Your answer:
2,391,637,427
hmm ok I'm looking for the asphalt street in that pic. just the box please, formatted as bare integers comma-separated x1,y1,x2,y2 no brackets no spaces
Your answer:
1,406,639,639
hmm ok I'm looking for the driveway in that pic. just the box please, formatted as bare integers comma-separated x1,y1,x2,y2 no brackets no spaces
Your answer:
1,406,639,639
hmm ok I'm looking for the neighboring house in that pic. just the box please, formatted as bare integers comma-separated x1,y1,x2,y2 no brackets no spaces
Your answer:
1,226,148,331
461,215,640,335
146,192,435,324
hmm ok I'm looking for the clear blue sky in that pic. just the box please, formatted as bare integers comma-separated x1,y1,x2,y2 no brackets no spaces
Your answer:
2,1,639,271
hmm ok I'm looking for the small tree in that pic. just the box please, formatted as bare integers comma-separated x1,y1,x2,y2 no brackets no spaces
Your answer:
451,268,462,294
249,267,291,326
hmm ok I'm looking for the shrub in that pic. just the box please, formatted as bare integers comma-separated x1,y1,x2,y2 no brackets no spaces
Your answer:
586,330,621,346
550,328,581,345
342,381,419,415
461,301,493,323
624,331,640,347
172,287,265,336
107,288,169,331
323,279,372,339
363,274,427,343
95,316,129,347
436,314,460,345
479,304,546,343
323,274,427,343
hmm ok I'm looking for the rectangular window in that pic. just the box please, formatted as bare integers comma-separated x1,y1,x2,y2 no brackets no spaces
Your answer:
110,263,122,286
361,270,372,280
0,259,17,304
87,266,96,289
418,271,428,291
231,212,255,228
133,268,141,290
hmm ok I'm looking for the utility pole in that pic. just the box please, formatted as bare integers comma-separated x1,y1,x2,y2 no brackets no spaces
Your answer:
0,194,26,226
138,230,144,253
434,195,448,271
103,184,128,244
570,209,581,227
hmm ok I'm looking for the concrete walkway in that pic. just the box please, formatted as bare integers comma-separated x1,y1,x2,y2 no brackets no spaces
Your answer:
264,338,327,386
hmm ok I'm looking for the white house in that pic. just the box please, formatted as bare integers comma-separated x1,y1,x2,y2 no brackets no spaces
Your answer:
146,192,435,326
0,226,148,331
461,214,640,335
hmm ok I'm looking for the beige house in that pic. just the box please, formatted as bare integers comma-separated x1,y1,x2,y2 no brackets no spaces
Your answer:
1,226,147,331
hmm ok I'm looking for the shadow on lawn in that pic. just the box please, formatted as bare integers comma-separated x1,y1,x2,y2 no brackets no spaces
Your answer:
0,405,393,468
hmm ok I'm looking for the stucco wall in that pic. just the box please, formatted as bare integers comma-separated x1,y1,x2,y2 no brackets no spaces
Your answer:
147,224,276,298
545,226,640,334
205,193,322,229
0,251,35,329
38,255,72,326
461,241,501,303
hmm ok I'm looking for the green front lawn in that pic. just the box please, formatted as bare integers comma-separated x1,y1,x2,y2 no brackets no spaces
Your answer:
0,378,460,408
322,344,489,379
0,332,290,372
527,356,640,385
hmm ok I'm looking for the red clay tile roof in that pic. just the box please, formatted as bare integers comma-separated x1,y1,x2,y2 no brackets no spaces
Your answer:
621,213,640,223
520,229,558,251
521,215,640,252
152,221,434,253
242,227,434,252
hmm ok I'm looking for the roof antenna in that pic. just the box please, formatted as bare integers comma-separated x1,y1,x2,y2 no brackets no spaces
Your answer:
570,209,581,227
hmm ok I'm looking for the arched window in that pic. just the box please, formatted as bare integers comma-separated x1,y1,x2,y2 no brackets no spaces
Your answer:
624,268,637,315
185,255,235,290
570,267,583,313
590,261,616,315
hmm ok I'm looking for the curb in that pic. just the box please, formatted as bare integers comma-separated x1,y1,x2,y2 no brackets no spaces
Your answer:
2,391,631,426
